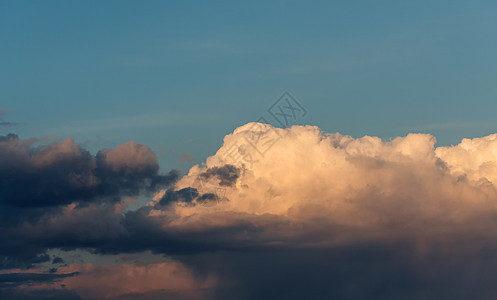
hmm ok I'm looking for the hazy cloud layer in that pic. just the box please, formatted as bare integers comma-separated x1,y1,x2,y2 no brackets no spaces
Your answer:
0,109,16,127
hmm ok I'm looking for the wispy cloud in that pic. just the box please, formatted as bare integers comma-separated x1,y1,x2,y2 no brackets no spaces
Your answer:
0,109,18,127
0,121,15,127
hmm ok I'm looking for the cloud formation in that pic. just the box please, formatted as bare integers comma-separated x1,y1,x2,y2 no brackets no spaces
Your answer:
0,134,178,270
4,123,497,299
159,123,497,298
0,134,178,208
172,123,497,231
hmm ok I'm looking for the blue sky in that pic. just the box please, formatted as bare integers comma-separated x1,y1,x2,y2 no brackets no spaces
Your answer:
1,0,497,173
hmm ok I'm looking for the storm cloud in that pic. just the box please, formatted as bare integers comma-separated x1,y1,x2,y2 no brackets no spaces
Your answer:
0,134,178,270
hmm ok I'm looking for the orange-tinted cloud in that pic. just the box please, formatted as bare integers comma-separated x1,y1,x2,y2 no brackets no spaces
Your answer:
163,123,497,245
8,260,216,299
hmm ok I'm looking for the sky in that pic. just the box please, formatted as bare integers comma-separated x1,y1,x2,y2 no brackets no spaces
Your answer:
2,1,497,299
2,0,497,171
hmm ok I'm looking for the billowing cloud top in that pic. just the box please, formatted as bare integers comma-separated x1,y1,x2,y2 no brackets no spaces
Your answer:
168,123,497,235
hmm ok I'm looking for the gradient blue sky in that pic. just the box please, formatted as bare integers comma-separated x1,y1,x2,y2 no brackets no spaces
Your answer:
1,0,497,172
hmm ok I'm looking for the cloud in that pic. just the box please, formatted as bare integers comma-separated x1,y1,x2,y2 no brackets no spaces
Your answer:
171,123,497,230
5,123,497,299
97,141,159,176
1,261,215,300
0,134,178,271
152,122,497,298
198,164,240,187
0,134,178,208
0,109,17,127
0,271,79,288
0,121,15,126
436,133,497,185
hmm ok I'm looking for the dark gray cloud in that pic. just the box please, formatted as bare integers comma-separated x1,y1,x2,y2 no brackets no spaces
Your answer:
0,272,79,288
159,188,199,206
3,189,497,299
0,133,179,270
0,289,82,300
52,257,64,264
199,165,240,186
178,240,497,300
0,134,179,208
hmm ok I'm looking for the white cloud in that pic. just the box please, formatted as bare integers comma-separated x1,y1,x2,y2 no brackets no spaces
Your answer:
150,122,497,246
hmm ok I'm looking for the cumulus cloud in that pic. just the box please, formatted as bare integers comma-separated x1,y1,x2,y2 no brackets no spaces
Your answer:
151,123,497,298
0,134,178,208
170,123,497,233
97,141,159,176
436,133,497,185
0,134,178,271
5,123,497,299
